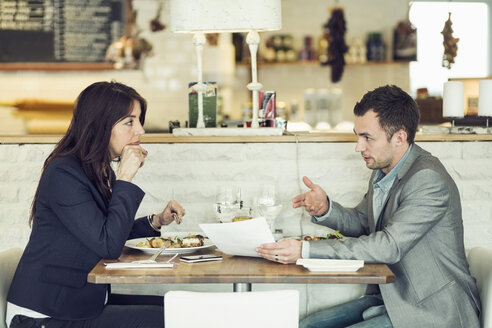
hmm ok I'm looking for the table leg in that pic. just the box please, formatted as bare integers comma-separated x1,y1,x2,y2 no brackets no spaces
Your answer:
233,282,252,292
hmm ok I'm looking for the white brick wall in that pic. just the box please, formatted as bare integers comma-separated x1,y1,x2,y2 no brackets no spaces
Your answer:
1,141,491,317
1,140,491,251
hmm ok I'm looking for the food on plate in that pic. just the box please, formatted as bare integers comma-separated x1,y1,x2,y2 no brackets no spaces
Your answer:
327,230,344,240
136,239,151,248
182,236,203,248
303,230,344,241
135,234,205,249
232,216,253,222
150,237,172,248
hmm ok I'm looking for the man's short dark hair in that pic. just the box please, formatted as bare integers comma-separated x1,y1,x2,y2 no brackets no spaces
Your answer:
353,85,420,144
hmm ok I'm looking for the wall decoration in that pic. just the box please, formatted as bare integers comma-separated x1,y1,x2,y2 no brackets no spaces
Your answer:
441,12,459,69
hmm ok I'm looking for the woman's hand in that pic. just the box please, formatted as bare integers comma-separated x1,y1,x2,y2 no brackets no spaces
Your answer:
153,200,186,228
116,145,148,182
292,176,329,217
256,238,302,264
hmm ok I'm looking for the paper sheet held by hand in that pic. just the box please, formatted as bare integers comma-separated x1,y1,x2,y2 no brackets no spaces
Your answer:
199,217,275,257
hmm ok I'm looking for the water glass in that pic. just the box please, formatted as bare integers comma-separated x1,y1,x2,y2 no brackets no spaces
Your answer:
255,184,282,232
257,184,277,206
215,185,241,223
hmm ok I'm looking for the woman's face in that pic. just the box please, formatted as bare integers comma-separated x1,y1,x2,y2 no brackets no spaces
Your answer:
109,100,145,159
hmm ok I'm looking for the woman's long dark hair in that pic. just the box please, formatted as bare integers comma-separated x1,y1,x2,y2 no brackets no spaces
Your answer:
29,81,147,226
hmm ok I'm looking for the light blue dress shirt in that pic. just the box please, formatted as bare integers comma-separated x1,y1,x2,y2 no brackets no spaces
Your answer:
371,144,412,222
302,145,413,258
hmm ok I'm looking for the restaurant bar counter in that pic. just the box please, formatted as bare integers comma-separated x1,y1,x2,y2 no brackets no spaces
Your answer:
1,133,491,318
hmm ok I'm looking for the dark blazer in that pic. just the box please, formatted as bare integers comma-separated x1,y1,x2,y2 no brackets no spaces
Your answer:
8,155,160,320
309,144,481,328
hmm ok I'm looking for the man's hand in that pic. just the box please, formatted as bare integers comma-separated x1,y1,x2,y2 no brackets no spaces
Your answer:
256,238,302,264
292,176,329,217
154,200,186,227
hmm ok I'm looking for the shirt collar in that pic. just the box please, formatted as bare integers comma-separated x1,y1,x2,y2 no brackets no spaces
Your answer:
373,144,413,192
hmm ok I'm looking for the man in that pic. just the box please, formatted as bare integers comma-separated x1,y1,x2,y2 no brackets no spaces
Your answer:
256,85,481,328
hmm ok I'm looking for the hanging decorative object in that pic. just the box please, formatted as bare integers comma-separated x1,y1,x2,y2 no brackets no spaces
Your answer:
150,0,166,32
393,3,417,61
441,12,459,69
106,0,155,69
325,8,348,83
393,20,417,61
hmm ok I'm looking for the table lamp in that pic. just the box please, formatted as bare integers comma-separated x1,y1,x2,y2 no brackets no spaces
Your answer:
442,81,464,127
170,0,282,129
478,80,492,128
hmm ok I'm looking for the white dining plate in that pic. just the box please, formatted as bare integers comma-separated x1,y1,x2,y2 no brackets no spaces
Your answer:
125,237,215,255
296,259,364,273
302,265,362,273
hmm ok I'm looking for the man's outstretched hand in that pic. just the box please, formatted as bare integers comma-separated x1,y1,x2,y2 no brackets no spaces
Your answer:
292,176,329,217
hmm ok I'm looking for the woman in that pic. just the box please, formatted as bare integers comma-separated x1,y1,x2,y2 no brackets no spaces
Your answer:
7,81,185,328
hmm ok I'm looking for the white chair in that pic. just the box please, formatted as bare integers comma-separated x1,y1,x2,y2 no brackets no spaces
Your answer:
0,248,23,328
165,289,299,328
468,247,492,328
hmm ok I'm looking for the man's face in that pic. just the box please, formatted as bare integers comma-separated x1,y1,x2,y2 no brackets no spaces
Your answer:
353,110,399,174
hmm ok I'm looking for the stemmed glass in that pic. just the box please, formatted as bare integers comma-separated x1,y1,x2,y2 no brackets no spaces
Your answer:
254,184,282,232
215,185,242,223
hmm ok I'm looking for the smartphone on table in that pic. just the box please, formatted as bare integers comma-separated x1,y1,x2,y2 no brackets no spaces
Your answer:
180,255,223,263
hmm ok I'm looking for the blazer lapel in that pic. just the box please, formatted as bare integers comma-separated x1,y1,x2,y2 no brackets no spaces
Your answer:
65,155,109,213
368,171,376,233
396,144,427,181
374,144,428,231
375,178,399,231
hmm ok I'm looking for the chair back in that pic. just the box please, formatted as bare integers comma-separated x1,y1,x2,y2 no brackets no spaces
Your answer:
165,289,299,328
0,248,23,328
468,247,492,328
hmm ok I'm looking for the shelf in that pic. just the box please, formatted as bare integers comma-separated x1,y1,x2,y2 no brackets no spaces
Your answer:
0,62,115,71
2,132,492,144
236,60,411,68
172,127,283,137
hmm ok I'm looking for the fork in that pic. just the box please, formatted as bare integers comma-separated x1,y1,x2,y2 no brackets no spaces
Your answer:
132,246,177,264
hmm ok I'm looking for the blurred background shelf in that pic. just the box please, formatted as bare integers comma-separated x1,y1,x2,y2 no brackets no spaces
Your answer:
237,60,410,67
0,63,114,71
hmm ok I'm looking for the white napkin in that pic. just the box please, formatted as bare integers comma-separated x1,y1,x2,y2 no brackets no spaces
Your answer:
104,262,174,269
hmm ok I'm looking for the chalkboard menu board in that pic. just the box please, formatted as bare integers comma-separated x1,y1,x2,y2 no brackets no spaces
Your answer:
0,0,124,62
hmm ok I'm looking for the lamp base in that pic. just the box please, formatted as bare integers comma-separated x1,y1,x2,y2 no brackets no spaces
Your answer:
172,127,283,136
449,126,492,134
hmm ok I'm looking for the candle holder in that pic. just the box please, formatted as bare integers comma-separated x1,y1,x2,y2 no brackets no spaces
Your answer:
478,80,492,130
442,81,464,132
447,117,462,134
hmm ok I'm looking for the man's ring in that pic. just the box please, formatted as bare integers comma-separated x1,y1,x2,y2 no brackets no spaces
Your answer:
275,255,278,262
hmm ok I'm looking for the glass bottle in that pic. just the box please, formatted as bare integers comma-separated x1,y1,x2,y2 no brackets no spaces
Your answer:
299,36,316,61
318,35,329,64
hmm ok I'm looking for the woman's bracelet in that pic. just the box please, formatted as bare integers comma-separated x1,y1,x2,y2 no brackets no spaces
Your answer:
147,214,161,232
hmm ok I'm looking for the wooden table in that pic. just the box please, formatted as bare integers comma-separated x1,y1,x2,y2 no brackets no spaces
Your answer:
88,247,395,292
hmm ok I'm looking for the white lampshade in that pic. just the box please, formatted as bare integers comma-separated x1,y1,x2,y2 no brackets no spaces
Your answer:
478,80,492,117
170,0,282,33
443,81,464,118
170,0,282,131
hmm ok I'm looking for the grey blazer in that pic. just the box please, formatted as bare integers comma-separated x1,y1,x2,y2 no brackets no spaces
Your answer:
309,144,481,328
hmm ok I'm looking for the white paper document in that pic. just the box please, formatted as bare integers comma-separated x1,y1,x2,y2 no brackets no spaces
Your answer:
199,217,275,257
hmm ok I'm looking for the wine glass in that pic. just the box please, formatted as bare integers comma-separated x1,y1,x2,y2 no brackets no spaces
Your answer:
215,185,242,223
255,184,282,232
